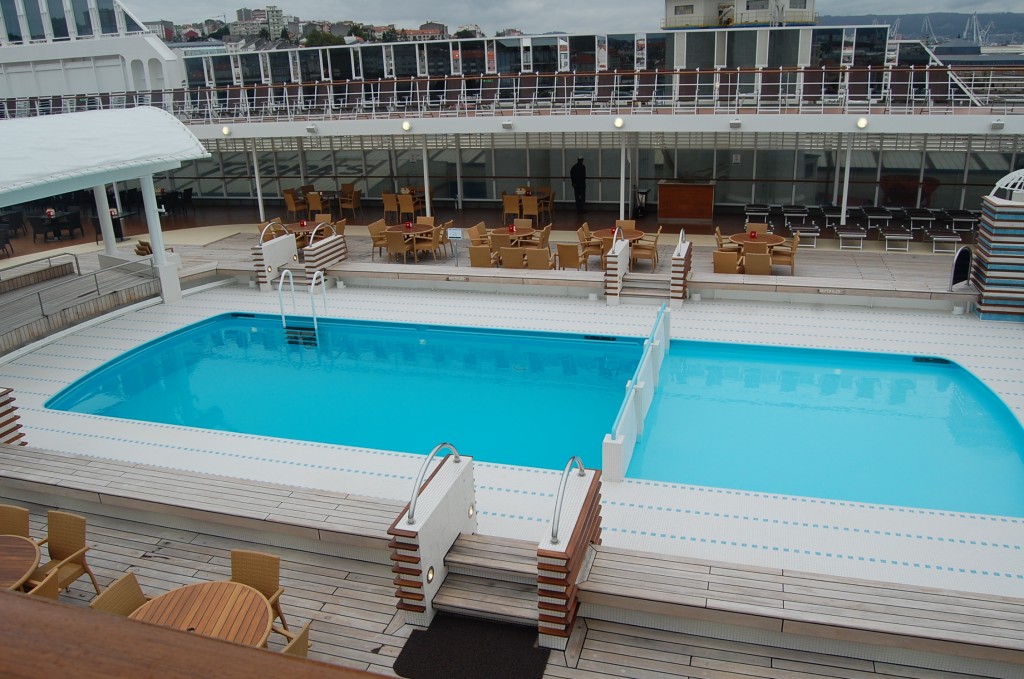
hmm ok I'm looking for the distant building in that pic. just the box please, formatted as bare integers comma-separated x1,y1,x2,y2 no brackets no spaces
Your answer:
143,20,175,41
495,28,524,37
420,21,448,35
231,20,267,37
266,6,284,37
455,24,485,38
236,8,254,21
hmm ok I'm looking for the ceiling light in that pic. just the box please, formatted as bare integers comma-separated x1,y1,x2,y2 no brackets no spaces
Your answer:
856,117,868,129
613,117,624,128
401,121,411,131
221,126,231,136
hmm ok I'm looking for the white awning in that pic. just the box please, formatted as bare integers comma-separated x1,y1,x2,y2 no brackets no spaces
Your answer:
0,107,209,207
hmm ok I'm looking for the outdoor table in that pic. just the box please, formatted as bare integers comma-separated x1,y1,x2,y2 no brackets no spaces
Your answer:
0,535,40,590
729,233,785,252
490,225,535,244
129,580,272,647
592,228,644,243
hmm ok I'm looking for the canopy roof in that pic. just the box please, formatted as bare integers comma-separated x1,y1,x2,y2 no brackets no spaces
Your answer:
0,107,209,207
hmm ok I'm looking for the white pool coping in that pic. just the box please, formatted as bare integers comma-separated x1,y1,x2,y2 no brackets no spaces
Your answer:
2,284,1022,598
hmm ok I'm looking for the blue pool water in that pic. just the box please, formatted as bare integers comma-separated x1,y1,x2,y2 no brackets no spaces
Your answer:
47,314,1024,517
628,341,1024,517
47,313,642,470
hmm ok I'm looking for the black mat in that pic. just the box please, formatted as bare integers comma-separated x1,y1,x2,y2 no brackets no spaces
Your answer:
393,614,550,679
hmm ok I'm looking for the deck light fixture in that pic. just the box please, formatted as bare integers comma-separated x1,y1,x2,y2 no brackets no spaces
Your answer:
501,120,514,129
426,566,435,583
729,118,741,129
305,123,318,134
856,117,868,129
991,118,1005,130
401,120,412,131
221,125,231,136
613,116,624,128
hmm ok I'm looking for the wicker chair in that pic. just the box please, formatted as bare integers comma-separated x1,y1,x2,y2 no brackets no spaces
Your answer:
469,244,496,267
381,192,399,224
89,572,150,616
576,228,603,268
556,243,588,271
743,252,773,275
385,230,415,263
524,247,555,270
27,570,60,599
367,220,387,260
413,226,444,261
280,622,311,657
771,232,799,275
283,190,307,222
230,549,291,636
0,503,30,537
501,246,526,269
712,249,744,273
25,510,101,596
306,192,327,220
501,193,521,225
715,226,741,253
631,225,662,270
340,190,364,221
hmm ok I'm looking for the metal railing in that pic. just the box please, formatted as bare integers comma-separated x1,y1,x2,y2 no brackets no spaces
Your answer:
407,442,462,525
0,252,81,282
549,456,587,545
610,303,669,438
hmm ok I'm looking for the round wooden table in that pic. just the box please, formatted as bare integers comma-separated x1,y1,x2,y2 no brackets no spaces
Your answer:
387,224,432,236
730,232,785,248
0,534,40,590
129,581,273,647
490,226,535,245
592,228,644,242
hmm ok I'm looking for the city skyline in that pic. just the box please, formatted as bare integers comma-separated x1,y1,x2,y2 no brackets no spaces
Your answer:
128,0,1022,35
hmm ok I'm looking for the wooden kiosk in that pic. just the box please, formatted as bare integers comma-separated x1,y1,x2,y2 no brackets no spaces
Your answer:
657,181,716,221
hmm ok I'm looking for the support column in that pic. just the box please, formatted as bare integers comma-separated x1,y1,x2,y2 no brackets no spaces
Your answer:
421,136,432,217
839,135,853,227
252,141,266,223
454,136,464,211
92,186,118,256
140,174,182,303
619,133,627,220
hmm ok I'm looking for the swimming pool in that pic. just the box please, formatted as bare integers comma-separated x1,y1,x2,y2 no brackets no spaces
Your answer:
629,341,1024,517
46,313,643,470
46,313,1024,517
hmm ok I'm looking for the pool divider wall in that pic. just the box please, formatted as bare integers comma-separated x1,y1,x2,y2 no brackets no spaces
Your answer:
603,306,671,482
386,455,477,626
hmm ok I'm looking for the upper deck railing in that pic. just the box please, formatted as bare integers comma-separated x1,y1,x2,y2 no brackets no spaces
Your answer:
3,65,1023,124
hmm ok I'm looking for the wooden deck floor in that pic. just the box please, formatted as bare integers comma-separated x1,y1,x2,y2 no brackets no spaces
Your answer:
9,497,1011,679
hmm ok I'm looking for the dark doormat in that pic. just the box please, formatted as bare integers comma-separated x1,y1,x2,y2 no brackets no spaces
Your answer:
393,614,550,679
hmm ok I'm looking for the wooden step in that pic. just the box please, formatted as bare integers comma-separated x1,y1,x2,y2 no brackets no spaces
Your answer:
444,533,537,584
433,572,537,626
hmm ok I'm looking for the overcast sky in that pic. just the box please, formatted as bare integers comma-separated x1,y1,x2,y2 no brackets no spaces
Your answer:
125,0,1021,34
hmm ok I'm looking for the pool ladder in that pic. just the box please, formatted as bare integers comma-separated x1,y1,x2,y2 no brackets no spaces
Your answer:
277,270,328,347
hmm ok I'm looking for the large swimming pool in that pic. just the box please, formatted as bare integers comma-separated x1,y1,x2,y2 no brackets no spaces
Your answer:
46,313,1024,517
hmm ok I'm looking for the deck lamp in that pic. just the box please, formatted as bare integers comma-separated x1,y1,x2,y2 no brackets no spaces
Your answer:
401,120,412,131
856,117,868,129
221,125,231,136
613,116,624,128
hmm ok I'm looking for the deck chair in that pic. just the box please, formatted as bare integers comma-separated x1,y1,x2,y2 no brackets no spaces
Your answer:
283,190,307,221
743,252,773,275
25,510,101,596
501,246,526,269
27,570,60,599
385,230,414,263
305,192,327,219
524,247,555,269
772,232,799,275
382,192,399,224
469,244,496,267
501,194,521,224
90,572,150,616
280,622,311,657
556,243,588,271
230,549,292,637
712,250,743,273
367,220,387,260
715,226,740,253
0,503,30,537
631,225,662,269
743,241,769,255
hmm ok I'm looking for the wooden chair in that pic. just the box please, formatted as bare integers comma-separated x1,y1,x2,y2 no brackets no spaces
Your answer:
576,228,603,267
743,241,769,255
230,549,291,636
501,194,521,224
367,220,387,260
556,242,588,270
580,222,601,248
712,250,744,273
283,190,307,222
501,246,526,269
280,622,311,657
413,226,444,261
397,193,421,222
339,190,363,221
0,503,30,537
743,252,773,275
524,247,555,269
614,219,636,231
305,192,327,220
521,195,541,225
489,232,513,264
747,222,770,235
715,226,740,253
415,216,436,226
89,572,149,617
772,232,799,275
631,225,662,269
381,192,399,225
469,244,497,267
25,510,101,596
385,230,414,263
27,570,60,599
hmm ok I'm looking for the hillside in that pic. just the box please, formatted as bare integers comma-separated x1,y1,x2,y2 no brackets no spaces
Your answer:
819,12,1024,45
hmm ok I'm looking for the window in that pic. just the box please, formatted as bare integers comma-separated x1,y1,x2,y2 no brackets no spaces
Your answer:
747,0,769,10
674,4,694,14
790,0,807,7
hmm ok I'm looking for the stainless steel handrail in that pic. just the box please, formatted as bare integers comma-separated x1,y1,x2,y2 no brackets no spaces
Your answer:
277,268,295,327
0,252,81,280
406,442,461,525
259,220,287,243
550,456,586,545
308,270,327,334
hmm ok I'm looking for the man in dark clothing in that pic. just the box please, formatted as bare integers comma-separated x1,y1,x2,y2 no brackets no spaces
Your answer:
570,157,586,213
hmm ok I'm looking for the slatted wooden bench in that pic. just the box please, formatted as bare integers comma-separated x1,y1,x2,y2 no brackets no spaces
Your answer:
578,545,1024,672
0,443,404,562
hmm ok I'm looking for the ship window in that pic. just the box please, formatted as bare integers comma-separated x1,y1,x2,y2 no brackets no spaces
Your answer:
674,4,694,14
747,0,769,9
70,0,92,36
791,0,807,8
96,0,117,34
47,0,70,39
1,0,22,42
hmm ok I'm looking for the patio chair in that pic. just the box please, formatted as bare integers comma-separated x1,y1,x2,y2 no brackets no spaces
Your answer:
501,246,526,269
580,222,601,248
280,622,311,657
521,195,542,225
368,220,387,260
743,252,773,275
489,232,513,264
469,244,497,267
747,222,770,235
743,241,769,255
283,190,307,222
299,184,315,197
230,549,291,637
181,187,195,216
397,193,421,223
576,228,602,267
89,572,150,616
467,222,489,246
62,208,86,239
438,220,455,256
772,232,799,275
25,510,101,596
0,503,30,537
715,226,740,253
382,192,399,224
415,216,436,226
305,192,327,220
27,570,60,599
712,249,744,273
501,193,521,225
614,219,636,231
385,230,414,263
340,190,364,221
522,224,551,250
413,226,444,261
331,219,347,236
524,247,555,269
631,225,662,269
556,242,588,270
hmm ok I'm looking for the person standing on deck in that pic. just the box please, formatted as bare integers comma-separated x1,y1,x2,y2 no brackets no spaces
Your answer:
570,157,587,214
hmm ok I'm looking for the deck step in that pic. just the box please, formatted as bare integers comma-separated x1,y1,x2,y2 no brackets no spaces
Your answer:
433,572,538,626
620,273,670,299
444,533,537,584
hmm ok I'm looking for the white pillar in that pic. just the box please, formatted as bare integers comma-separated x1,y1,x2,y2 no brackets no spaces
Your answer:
455,136,464,211
140,174,182,303
421,136,432,217
839,134,853,227
92,186,118,256
252,141,266,222
619,132,627,220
